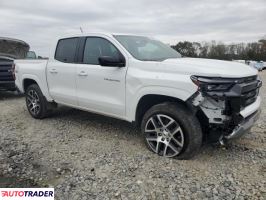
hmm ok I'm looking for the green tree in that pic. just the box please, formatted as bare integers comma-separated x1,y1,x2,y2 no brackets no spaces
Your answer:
171,37,266,61
172,41,197,57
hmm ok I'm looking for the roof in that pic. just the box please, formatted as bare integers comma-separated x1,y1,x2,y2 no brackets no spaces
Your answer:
58,32,148,39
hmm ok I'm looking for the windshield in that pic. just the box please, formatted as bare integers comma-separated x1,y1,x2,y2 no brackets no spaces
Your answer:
26,51,37,59
114,35,181,61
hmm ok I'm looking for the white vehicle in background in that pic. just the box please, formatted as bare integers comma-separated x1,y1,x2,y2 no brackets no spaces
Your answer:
262,62,266,70
14,33,262,159
247,61,264,71
26,51,37,59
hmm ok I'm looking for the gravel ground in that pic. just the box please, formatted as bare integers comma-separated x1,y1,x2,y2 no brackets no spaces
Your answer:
0,72,266,200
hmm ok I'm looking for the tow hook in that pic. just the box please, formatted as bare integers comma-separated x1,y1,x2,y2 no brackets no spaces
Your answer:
219,136,226,146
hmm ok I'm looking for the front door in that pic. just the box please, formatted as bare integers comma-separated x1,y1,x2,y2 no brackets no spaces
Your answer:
76,37,127,118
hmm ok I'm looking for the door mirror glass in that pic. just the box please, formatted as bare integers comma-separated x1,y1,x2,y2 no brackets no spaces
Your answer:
99,56,125,67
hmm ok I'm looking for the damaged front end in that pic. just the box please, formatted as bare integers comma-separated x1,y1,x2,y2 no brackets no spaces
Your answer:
189,75,262,144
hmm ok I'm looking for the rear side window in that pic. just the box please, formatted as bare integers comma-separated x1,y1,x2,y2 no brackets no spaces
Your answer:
55,38,78,63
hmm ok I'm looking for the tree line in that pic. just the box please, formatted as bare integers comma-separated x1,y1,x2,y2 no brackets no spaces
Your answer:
171,38,266,61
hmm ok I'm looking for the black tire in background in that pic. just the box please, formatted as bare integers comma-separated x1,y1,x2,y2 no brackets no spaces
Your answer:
25,84,49,119
141,102,203,159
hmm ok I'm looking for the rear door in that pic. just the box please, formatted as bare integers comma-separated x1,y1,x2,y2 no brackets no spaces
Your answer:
47,37,79,106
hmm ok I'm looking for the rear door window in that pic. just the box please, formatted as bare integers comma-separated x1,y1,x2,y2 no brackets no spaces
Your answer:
55,38,78,63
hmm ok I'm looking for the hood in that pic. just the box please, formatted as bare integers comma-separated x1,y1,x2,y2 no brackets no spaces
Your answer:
160,58,257,78
0,37,30,59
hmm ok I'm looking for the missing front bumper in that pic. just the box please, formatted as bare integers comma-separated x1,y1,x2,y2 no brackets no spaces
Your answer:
224,109,261,140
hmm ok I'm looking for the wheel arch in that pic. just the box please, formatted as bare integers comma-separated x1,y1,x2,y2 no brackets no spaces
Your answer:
134,94,190,126
23,78,38,92
127,86,196,124
21,74,53,101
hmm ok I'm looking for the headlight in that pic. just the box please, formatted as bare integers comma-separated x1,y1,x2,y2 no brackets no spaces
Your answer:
191,75,234,92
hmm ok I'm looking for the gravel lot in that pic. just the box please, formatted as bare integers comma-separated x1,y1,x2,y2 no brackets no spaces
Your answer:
0,72,266,200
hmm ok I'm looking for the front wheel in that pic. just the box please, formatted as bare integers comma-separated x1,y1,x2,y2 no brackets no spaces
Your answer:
141,102,203,159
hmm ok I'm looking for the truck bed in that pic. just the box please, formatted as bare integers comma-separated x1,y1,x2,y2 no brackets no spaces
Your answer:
15,59,50,97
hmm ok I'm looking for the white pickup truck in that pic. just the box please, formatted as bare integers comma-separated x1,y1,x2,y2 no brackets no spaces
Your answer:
14,33,262,159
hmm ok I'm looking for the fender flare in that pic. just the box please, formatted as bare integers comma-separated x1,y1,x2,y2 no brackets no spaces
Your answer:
126,85,197,122
21,74,53,101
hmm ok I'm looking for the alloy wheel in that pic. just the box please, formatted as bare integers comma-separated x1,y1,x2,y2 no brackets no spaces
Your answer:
26,90,41,116
144,114,184,157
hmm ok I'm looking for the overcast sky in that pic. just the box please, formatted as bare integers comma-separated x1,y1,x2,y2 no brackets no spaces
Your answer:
0,0,265,56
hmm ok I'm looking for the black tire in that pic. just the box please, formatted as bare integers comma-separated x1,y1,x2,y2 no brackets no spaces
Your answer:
141,102,202,159
25,84,49,119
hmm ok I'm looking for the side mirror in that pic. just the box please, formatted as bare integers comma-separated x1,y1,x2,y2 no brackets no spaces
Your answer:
98,56,125,67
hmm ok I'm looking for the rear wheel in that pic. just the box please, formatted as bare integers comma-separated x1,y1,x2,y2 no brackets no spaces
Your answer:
141,102,202,159
25,84,49,119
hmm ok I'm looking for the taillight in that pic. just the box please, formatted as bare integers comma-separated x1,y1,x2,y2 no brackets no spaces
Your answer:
11,63,16,80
